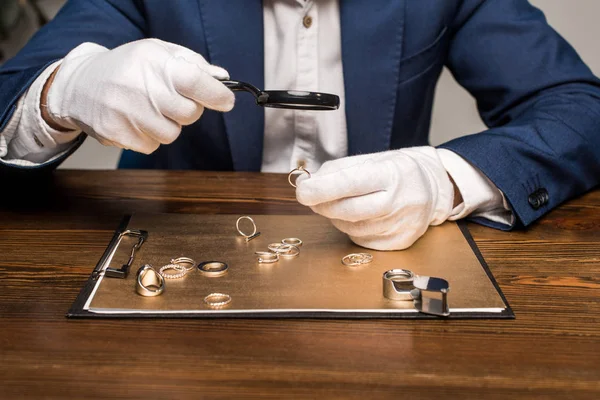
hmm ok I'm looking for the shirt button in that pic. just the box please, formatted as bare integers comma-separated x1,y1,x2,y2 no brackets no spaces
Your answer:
303,15,313,28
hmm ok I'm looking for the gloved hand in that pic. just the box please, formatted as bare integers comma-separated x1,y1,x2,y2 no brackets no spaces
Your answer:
296,147,456,250
44,39,235,154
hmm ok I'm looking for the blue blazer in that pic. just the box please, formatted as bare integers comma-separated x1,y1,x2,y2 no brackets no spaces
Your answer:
1,0,599,229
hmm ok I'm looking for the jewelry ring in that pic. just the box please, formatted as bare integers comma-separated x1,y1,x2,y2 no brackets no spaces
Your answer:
279,245,300,258
342,253,373,266
198,261,229,277
236,216,260,241
204,293,232,308
288,166,311,188
159,263,188,279
171,256,196,271
282,238,303,247
268,243,293,253
255,251,279,263
136,265,165,297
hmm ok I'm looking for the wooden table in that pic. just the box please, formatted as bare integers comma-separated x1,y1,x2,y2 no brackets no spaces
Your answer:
1,171,599,399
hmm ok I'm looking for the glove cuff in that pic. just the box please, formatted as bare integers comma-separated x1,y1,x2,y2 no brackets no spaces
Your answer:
46,42,110,131
399,146,454,225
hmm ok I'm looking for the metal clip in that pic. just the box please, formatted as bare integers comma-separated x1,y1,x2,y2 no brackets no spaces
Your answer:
382,269,450,317
104,229,148,279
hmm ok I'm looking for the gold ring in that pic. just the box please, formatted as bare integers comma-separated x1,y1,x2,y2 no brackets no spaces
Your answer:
171,256,196,271
204,293,232,308
198,261,229,277
268,243,293,253
236,216,257,237
136,265,165,296
342,253,373,266
159,263,188,279
255,251,279,263
282,237,303,247
279,245,300,258
287,166,311,188
266,243,300,258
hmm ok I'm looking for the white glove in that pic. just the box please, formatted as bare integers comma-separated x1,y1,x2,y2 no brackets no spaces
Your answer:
296,146,455,250
45,39,235,154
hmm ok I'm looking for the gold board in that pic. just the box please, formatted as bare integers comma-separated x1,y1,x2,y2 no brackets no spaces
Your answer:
82,214,508,316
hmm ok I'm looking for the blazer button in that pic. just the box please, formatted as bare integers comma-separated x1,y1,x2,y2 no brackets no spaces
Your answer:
528,188,549,210
539,188,549,205
528,194,541,210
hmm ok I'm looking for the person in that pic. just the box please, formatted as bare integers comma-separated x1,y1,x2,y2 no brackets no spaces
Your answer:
0,0,599,250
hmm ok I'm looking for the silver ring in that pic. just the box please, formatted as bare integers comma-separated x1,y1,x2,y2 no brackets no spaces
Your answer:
198,261,229,277
279,245,300,258
268,243,293,253
236,216,257,238
255,251,279,263
382,269,417,301
282,237,303,247
159,263,188,279
171,256,196,271
288,166,311,188
204,293,232,308
136,265,165,297
342,253,373,266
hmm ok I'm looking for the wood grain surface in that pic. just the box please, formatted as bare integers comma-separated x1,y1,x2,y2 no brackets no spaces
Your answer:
1,170,599,399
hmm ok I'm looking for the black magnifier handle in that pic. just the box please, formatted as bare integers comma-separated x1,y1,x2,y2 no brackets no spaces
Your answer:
221,79,340,111
221,80,262,96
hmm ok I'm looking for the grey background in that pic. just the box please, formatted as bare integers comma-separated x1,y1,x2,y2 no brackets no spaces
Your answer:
2,0,599,170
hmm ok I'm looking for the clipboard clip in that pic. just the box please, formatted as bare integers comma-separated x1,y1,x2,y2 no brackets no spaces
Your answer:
93,229,148,279
382,269,450,317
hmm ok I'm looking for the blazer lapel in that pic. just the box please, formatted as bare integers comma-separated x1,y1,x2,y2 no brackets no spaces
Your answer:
198,0,264,171
340,1,405,155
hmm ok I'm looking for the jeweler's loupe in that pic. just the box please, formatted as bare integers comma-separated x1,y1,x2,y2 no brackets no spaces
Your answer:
222,80,340,111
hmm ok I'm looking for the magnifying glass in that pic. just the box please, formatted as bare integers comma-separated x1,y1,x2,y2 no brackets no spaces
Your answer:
222,80,340,111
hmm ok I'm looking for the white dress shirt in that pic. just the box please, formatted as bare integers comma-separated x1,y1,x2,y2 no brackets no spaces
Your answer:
262,0,347,172
0,0,513,225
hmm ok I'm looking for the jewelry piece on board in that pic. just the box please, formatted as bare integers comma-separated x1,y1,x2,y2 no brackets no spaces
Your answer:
159,263,188,279
267,243,295,253
236,216,261,242
281,237,303,247
255,251,279,264
198,261,229,277
382,269,450,317
136,264,165,297
287,166,311,188
278,245,300,258
204,293,232,308
341,253,373,266
159,256,197,279
171,257,196,271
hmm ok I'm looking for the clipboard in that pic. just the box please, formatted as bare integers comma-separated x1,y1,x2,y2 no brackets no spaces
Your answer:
67,213,513,319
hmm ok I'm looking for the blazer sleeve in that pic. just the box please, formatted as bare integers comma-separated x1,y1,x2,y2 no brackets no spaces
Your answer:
0,0,146,177
439,0,600,230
